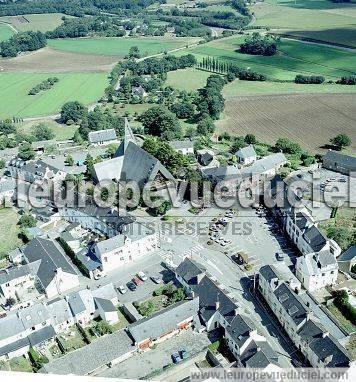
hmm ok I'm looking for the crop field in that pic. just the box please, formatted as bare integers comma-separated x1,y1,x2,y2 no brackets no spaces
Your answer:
223,80,356,97
0,72,108,119
180,36,356,80
0,13,68,32
217,93,356,153
0,23,14,41
48,36,199,57
0,47,117,73
252,0,356,47
166,68,210,91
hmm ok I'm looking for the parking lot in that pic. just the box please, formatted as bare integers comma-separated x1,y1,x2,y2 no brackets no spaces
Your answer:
97,329,210,379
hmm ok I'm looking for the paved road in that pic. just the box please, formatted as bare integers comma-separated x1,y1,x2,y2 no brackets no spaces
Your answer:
156,207,296,367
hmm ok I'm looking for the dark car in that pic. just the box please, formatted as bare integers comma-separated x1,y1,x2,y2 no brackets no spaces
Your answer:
276,252,284,261
179,348,189,360
231,255,241,265
127,281,137,291
171,352,182,364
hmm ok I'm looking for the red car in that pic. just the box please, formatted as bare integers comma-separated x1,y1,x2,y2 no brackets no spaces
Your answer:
132,276,142,286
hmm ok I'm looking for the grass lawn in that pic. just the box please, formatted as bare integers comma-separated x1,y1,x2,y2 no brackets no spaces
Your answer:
0,208,21,260
48,36,199,57
111,307,130,331
17,119,78,141
0,72,108,119
57,325,86,353
223,79,356,96
0,23,14,41
9,356,33,373
327,304,356,334
179,35,356,80
166,68,210,91
252,0,356,47
0,13,68,32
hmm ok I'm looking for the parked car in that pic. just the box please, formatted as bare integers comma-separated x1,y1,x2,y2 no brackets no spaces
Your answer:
132,276,142,286
127,281,137,291
151,275,162,284
231,255,241,265
117,285,126,294
137,271,148,281
179,348,189,360
171,352,182,364
276,252,284,261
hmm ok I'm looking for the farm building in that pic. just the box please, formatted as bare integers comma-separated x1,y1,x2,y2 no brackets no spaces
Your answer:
236,145,257,165
169,140,194,155
88,129,118,146
322,151,356,177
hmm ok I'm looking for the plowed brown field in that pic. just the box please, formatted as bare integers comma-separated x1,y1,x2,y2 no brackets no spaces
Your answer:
217,93,356,152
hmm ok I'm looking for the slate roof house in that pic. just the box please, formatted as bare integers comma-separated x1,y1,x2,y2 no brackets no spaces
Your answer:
338,245,356,273
169,140,194,155
93,118,174,188
0,303,56,361
236,145,257,165
59,204,134,238
174,258,281,368
259,264,352,368
284,206,341,262
88,128,118,146
322,151,356,177
8,158,66,184
91,221,158,274
0,264,34,300
296,250,338,292
23,236,80,299
127,297,199,350
39,329,135,376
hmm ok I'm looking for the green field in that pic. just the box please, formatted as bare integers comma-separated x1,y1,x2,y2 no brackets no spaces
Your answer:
252,0,356,47
0,72,108,119
0,13,68,32
48,36,199,57
166,68,210,91
17,119,78,141
0,208,21,260
223,79,356,96
178,36,356,80
0,23,14,41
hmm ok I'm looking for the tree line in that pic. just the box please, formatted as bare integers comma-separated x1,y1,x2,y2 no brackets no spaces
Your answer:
198,57,267,81
0,0,162,17
28,77,59,95
0,31,46,57
46,16,128,39
295,75,325,84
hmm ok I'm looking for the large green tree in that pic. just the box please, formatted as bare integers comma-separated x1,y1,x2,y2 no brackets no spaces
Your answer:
139,106,182,140
60,101,87,124
18,142,35,160
330,134,351,151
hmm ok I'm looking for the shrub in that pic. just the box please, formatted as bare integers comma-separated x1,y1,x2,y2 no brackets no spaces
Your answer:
295,75,325,84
